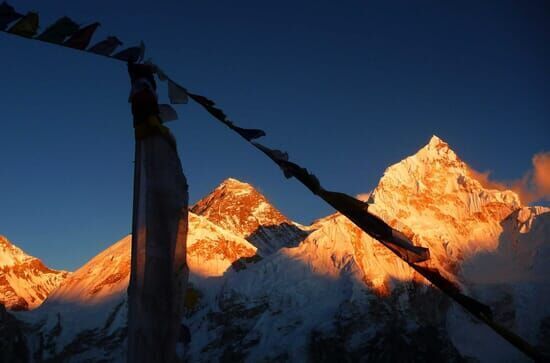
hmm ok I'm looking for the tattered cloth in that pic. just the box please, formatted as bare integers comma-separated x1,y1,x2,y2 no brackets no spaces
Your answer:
127,63,189,363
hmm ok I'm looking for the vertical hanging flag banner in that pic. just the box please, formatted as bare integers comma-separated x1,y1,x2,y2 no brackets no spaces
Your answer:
127,63,189,363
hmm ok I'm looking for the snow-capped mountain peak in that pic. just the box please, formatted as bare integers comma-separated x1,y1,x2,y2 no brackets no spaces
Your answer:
191,178,307,255
6,136,549,363
0,235,30,268
218,177,256,194
191,178,288,236
424,134,459,161
368,135,522,275
0,236,68,310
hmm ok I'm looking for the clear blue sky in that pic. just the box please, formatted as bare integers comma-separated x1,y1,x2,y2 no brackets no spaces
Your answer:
0,1,548,270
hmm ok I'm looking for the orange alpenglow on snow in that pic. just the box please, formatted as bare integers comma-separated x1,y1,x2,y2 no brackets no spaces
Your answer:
0,236,67,310
4,136,549,362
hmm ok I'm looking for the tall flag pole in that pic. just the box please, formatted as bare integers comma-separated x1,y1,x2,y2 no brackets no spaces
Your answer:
0,3,546,361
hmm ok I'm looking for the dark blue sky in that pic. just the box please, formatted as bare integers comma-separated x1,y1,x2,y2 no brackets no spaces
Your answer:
1,1,548,270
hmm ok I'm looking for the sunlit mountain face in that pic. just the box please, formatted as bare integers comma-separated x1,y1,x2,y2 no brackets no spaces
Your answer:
2,136,549,362
190,177,308,256
0,236,67,310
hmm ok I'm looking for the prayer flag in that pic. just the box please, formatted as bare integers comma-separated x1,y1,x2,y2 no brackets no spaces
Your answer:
113,41,145,63
168,80,188,104
159,104,179,123
87,36,122,55
0,2,22,31
8,11,38,37
37,16,79,43
64,22,99,49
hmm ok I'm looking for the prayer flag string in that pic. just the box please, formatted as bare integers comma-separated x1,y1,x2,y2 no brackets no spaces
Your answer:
0,3,544,360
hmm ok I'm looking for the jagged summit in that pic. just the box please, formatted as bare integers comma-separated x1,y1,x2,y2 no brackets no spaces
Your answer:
0,235,27,268
373,135,520,208
192,178,291,238
368,135,522,275
416,135,460,164
213,177,257,197
0,236,67,310
191,178,307,255
221,177,252,187
427,134,447,147
429,134,443,143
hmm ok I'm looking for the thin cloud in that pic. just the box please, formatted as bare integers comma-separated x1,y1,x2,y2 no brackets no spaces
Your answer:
468,151,550,205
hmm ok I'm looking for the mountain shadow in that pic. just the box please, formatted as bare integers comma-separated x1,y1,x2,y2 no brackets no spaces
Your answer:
0,303,29,363
246,222,310,256
187,254,469,363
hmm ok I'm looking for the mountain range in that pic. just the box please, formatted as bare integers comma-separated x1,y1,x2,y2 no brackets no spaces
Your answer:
1,135,548,362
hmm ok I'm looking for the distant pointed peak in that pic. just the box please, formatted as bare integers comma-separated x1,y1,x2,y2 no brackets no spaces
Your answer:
215,178,257,198
416,134,459,163
220,177,253,188
0,235,68,310
192,178,292,237
428,134,446,146
222,177,246,184
425,135,452,151
371,133,521,218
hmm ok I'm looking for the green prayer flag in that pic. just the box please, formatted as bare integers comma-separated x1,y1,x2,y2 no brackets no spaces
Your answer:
8,11,38,37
